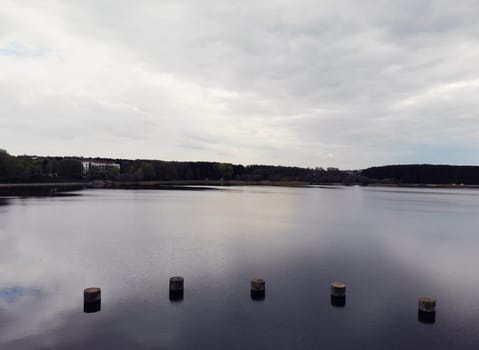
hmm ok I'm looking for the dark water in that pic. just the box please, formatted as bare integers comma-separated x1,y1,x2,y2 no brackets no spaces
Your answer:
1,186,479,349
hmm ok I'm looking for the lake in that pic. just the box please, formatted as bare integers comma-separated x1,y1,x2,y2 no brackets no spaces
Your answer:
0,186,478,349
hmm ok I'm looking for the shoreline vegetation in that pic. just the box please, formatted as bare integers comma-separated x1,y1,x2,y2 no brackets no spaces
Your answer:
1,181,479,191
0,180,316,189
2,149,479,188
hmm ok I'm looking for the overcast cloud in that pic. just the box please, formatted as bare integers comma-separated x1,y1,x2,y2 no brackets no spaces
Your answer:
1,0,479,168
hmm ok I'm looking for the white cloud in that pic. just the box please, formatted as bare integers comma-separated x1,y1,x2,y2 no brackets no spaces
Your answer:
1,0,479,168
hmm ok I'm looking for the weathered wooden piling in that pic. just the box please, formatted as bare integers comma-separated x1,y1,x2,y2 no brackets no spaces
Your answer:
418,296,436,313
330,282,346,297
330,282,346,307
417,296,436,324
169,276,184,292
83,287,101,313
251,278,265,292
84,287,101,303
250,278,266,301
169,276,184,301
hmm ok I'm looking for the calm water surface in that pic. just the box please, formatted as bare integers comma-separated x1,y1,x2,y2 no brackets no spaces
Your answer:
1,186,479,349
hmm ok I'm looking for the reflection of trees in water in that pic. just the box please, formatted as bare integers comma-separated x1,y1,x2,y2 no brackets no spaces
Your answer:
0,186,84,198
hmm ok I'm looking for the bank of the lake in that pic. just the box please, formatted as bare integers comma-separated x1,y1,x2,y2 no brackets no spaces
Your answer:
0,180,313,189
2,180,479,190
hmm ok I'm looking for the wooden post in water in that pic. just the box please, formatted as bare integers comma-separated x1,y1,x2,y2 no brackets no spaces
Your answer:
330,282,346,307
418,296,436,312
84,287,101,313
169,276,184,291
251,278,265,292
250,278,266,300
330,282,346,297
169,276,184,301
84,287,101,303
418,296,436,324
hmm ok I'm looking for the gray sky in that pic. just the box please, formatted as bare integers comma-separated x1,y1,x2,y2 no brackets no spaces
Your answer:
1,0,479,169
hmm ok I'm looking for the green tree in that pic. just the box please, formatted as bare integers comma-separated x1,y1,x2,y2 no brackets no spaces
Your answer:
14,158,32,181
107,166,120,180
217,163,233,180
58,159,83,179
142,162,156,181
0,149,15,179
133,168,144,181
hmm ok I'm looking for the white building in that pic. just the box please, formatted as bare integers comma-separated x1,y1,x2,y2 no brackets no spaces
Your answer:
81,160,120,174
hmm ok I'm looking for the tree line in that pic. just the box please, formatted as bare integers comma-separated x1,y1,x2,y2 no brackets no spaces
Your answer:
6,149,478,185
361,164,479,185
0,150,83,181
0,149,363,184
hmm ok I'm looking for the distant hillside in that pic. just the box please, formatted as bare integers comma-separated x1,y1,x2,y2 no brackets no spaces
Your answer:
362,164,479,185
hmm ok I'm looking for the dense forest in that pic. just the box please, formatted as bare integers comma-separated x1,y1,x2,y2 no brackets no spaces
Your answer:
0,149,363,184
4,149,479,185
362,164,479,185
0,150,84,181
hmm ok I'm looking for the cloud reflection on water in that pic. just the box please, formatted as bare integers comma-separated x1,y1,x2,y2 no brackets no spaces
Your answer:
0,250,466,350
0,287,41,303
0,187,478,349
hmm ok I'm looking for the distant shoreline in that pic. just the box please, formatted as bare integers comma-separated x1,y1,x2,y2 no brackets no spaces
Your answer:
0,180,311,189
366,183,479,189
0,182,85,188
1,181,479,189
